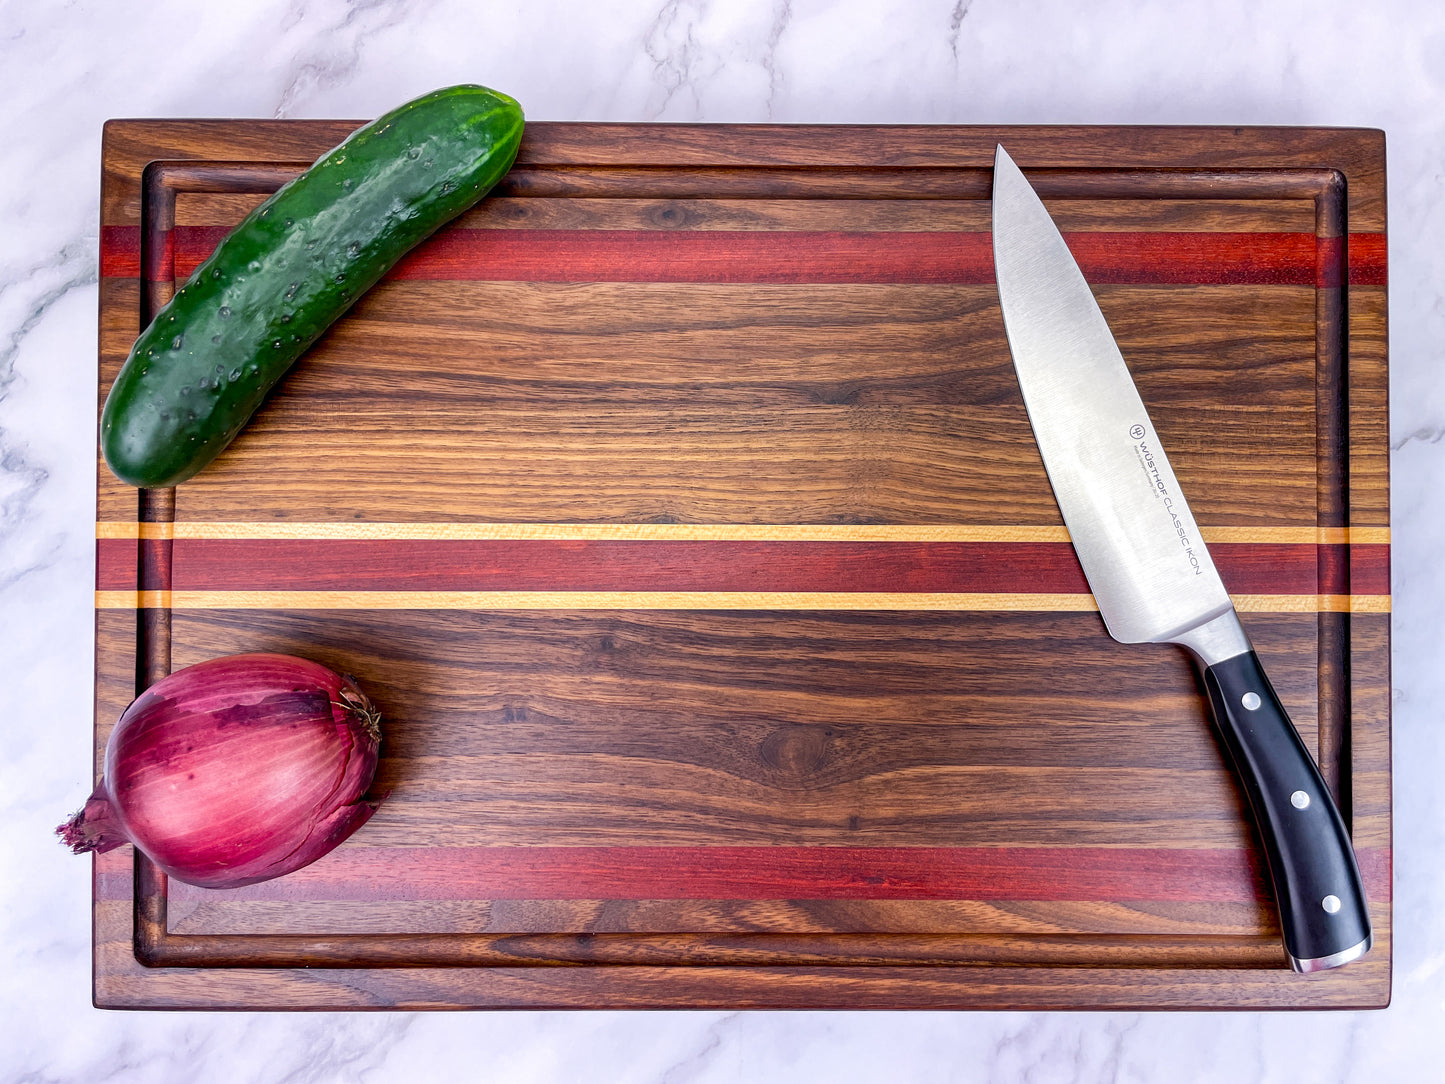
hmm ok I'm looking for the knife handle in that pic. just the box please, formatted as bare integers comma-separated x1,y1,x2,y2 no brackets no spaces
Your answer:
1201,650,1372,971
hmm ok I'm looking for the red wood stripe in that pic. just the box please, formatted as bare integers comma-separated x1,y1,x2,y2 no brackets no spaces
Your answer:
1353,542,1390,594
127,845,1389,904
100,225,141,278
94,537,1390,596
1348,232,1387,285
147,228,175,286
98,226,1389,287
140,536,172,593
95,536,138,591
163,539,1091,593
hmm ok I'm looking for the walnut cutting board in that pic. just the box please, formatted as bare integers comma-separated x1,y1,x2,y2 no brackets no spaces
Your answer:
92,121,1390,1010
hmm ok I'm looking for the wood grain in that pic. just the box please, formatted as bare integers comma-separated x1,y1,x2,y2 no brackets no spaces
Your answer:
94,536,1387,597
92,121,1390,1009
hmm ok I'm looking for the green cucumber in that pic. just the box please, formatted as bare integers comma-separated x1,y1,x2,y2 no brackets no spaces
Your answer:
102,84,524,488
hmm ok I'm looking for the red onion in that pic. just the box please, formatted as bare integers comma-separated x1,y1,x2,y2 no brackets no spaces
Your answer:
60,653,382,889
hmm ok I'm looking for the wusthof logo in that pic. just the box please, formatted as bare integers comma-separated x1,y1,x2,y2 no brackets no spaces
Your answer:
1130,427,1205,578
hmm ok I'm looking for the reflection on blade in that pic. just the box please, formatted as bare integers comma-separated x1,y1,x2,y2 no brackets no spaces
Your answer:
990,145,1234,647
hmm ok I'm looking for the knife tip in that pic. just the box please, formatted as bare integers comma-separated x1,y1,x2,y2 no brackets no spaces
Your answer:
992,144,1020,205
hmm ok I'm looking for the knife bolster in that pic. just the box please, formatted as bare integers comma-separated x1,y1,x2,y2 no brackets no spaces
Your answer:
1168,608,1253,667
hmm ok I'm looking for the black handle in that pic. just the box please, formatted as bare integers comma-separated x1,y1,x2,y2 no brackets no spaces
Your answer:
1202,651,1371,971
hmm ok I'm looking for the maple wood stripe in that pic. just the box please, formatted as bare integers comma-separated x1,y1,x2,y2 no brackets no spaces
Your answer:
93,537,1390,597
93,521,1392,545
1241,594,1391,613
97,226,1389,286
132,846,1388,905
93,589,1389,613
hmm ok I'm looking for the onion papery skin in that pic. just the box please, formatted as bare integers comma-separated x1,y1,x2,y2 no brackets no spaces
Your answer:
60,654,382,889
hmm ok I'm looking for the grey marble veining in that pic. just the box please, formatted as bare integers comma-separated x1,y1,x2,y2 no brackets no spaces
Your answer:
3,1,1442,1080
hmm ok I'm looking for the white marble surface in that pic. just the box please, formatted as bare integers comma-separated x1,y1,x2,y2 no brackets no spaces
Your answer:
2,0,1441,1079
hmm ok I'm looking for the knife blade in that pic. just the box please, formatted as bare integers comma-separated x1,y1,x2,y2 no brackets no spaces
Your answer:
990,144,1371,972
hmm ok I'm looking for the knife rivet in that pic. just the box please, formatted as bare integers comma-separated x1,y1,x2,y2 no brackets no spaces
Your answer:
1290,790,1311,809
1322,895,1342,914
1241,692,1262,711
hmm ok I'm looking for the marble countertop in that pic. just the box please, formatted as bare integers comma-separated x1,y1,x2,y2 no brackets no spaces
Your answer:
3,1,1440,1080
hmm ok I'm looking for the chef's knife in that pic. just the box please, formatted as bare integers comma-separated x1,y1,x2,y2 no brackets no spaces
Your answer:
990,144,1371,972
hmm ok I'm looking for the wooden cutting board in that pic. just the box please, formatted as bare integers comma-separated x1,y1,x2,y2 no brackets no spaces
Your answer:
92,121,1391,1010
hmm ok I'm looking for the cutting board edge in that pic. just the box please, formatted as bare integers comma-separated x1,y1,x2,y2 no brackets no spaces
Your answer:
92,119,1391,1011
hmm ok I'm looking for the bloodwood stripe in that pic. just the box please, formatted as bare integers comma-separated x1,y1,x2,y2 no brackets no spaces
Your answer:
93,536,1390,597
112,845,1389,905
98,225,1389,286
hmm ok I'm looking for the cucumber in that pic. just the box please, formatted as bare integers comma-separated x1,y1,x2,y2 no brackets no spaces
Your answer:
101,84,524,488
